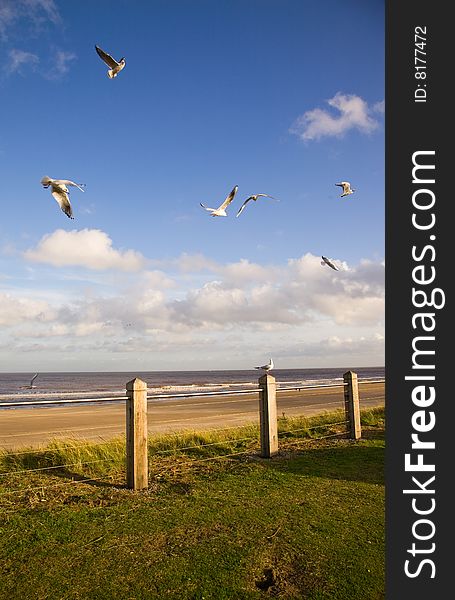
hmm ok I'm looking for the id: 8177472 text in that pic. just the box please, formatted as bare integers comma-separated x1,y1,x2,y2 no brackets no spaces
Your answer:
414,26,427,103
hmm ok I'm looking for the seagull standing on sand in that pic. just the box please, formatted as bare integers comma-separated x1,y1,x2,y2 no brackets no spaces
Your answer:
335,181,355,197
236,194,278,218
321,256,339,271
95,45,126,78
255,358,274,372
200,185,238,217
41,176,85,219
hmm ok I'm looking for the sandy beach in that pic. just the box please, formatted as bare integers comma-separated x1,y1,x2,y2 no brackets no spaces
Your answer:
0,382,384,450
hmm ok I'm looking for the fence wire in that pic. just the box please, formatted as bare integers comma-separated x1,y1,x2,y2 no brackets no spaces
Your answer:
0,457,121,478
282,431,349,445
149,436,258,456
0,475,116,497
278,420,349,437
0,442,121,457
0,434,259,486
1,377,384,496
278,400,343,411
0,417,353,492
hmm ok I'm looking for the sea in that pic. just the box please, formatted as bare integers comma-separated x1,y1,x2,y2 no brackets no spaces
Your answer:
0,367,384,409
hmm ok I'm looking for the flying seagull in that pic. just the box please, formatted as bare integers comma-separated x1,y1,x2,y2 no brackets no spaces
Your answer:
200,185,238,217
41,176,85,219
321,256,339,271
236,194,278,218
95,45,126,78
335,181,355,197
255,358,274,372
19,373,39,389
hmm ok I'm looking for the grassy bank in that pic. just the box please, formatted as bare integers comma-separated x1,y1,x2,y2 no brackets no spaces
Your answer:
0,408,384,599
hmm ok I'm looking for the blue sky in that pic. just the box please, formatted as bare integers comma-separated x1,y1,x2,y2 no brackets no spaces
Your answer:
0,0,384,372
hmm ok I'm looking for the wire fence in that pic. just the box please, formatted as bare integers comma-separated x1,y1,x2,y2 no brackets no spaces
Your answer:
0,421,352,497
0,375,385,498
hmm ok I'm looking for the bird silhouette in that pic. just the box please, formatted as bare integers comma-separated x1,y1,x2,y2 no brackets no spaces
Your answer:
236,194,278,217
335,181,355,197
41,176,85,219
95,45,126,78
200,185,238,217
255,358,274,372
321,256,339,271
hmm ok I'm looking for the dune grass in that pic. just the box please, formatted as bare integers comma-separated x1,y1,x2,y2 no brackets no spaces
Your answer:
0,408,382,477
0,408,384,599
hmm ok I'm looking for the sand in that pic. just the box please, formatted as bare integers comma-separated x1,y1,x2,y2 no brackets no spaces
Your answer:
0,382,385,450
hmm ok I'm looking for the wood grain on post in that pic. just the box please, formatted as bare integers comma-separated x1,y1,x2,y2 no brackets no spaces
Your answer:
343,371,361,439
126,377,148,490
258,374,278,457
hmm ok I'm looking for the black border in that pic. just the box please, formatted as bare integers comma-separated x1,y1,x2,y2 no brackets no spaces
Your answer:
386,2,450,595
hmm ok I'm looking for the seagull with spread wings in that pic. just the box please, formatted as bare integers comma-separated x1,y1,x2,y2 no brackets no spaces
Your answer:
41,176,85,219
19,373,39,389
95,45,126,78
236,193,278,217
321,256,339,271
335,181,355,197
200,185,238,217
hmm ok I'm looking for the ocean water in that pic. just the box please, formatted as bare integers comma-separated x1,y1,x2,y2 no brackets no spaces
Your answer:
0,367,384,407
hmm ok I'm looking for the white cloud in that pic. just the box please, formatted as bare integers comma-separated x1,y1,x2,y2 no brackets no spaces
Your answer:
47,49,77,79
151,253,219,273
24,229,147,271
277,333,385,363
1,251,385,369
1,1,74,82
290,93,383,141
17,250,384,331
88,253,381,330
0,0,60,40
6,49,39,74
153,255,275,285
4,47,76,79
0,292,55,326
309,294,384,325
141,270,176,289
221,259,272,286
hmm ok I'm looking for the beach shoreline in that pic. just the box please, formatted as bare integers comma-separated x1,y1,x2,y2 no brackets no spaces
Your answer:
0,383,385,450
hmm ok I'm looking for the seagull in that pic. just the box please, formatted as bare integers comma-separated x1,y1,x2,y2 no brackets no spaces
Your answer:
41,176,85,219
95,45,126,79
335,181,355,197
200,185,238,217
255,358,274,372
321,256,339,271
236,194,278,218
20,373,39,389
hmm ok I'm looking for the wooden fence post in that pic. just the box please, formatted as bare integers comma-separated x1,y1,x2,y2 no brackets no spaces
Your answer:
343,371,361,439
258,373,278,457
126,377,148,490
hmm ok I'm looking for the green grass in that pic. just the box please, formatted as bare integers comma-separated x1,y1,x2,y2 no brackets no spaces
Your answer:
0,408,384,600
